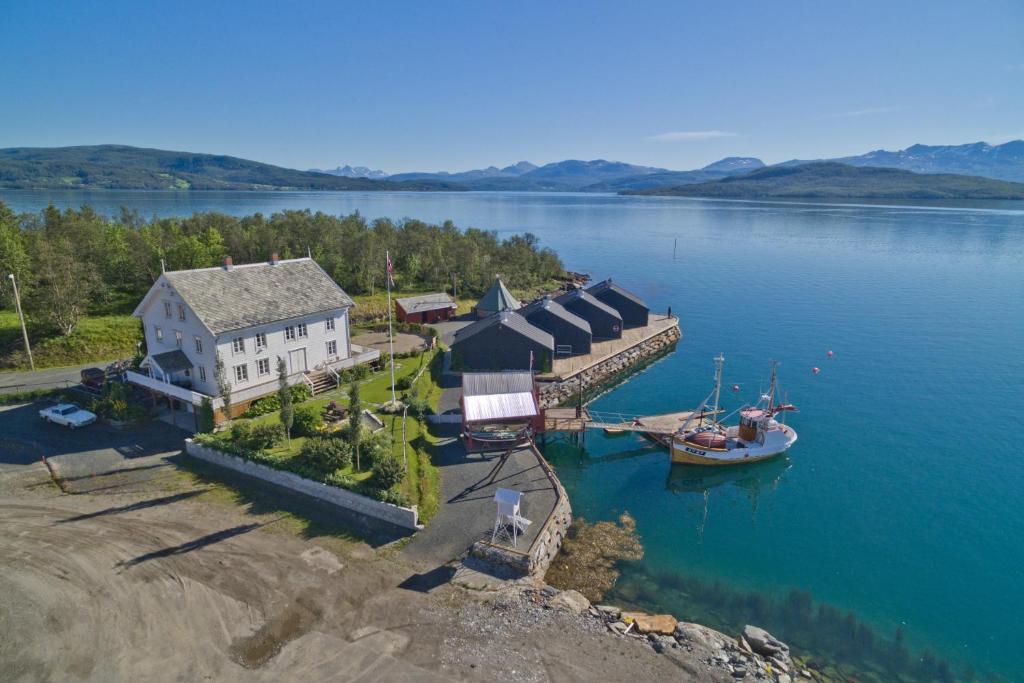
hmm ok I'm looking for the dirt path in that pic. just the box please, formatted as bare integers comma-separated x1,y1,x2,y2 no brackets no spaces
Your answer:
0,448,701,682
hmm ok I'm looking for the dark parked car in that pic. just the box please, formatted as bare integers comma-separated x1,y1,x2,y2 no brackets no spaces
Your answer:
80,367,106,389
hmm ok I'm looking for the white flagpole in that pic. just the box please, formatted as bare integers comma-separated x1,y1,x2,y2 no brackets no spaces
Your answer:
386,251,397,405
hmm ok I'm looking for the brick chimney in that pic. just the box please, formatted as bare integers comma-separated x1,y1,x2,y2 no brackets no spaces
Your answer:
269,252,279,265
222,256,233,270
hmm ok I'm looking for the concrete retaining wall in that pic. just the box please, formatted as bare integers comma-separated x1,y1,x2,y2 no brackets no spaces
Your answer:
470,445,572,578
538,323,681,409
185,439,420,530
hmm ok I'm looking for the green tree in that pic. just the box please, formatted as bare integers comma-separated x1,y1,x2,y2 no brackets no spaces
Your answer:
372,454,404,490
198,397,215,433
349,380,362,470
277,356,294,447
0,203,31,309
215,352,232,425
27,237,99,335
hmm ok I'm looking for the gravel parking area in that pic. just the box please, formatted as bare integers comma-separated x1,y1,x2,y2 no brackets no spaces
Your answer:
0,400,697,682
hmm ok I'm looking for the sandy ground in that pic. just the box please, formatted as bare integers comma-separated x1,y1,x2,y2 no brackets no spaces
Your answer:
0,443,707,682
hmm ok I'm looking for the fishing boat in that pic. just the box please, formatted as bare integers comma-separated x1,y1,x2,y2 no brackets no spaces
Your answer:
670,354,798,466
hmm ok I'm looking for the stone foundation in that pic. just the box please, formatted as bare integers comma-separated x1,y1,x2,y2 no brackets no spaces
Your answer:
538,323,681,409
469,445,572,578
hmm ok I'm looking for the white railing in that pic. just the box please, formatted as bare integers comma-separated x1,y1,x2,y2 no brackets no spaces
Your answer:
125,370,220,408
302,373,315,393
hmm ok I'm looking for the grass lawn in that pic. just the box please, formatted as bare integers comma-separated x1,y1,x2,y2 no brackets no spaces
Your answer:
0,310,141,370
237,348,444,521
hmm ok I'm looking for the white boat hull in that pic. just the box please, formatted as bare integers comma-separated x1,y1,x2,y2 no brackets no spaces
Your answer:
670,424,797,466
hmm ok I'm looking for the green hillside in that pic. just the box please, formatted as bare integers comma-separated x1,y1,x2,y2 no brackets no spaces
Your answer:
0,145,465,191
628,163,1024,200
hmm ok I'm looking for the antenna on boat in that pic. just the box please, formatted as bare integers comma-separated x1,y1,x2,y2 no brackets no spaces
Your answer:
712,353,725,423
767,360,779,413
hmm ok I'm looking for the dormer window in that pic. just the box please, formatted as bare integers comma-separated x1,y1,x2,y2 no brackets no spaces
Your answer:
164,301,172,318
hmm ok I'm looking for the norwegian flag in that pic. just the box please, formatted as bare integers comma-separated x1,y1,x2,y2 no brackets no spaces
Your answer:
386,252,395,287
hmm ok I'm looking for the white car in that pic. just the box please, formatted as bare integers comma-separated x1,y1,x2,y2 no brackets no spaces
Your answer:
39,403,98,429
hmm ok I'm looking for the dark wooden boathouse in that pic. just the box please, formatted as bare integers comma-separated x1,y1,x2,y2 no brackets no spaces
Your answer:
556,289,623,340
450,311,554,372
586,278,649,329
519,295,592,356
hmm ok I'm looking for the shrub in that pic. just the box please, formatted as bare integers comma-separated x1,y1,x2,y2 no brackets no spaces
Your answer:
372,454,405,490
395,375,413,391
290,383,312,404
404,389,430,418
377,489,410,506
292,404,322,437
299,436,353,471
231,421,283,451
198,397,214,432
361,428,392,468
241,394,280,418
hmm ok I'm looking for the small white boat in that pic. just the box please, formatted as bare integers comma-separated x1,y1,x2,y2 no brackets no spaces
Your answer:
670,355,798,466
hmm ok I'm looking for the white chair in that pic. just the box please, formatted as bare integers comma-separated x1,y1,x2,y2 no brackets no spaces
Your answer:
491,488,532,548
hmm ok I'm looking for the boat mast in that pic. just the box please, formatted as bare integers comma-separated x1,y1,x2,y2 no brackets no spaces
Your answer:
712,353,725,423
767,360,778,413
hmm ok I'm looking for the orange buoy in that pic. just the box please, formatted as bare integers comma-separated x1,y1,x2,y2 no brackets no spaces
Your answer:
812,367,820,374
827,350,834,358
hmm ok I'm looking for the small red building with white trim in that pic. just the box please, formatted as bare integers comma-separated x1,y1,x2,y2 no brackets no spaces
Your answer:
395,293,457,324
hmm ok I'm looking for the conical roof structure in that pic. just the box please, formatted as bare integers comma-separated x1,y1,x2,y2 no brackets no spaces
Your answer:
473,276,521,318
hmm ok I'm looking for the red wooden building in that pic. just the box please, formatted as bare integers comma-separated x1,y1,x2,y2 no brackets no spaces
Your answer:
395,293,457,324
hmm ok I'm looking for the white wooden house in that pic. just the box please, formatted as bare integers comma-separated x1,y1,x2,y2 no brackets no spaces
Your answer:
128,255,379,428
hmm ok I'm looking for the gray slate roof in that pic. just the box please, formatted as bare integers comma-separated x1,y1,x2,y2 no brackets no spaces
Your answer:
452,311,554,349
475,277,520,314
462,371,535,397
156,258,354,335
556,289,622,320
396,292,456,314
518,296,592,333
150,350,192,374
586,278,648,308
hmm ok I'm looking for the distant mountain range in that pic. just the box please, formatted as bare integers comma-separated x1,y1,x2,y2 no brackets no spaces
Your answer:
307,164,389,179
2,141,1023,199
780,141,1024,183
0,145,462,191
628,163,1024,200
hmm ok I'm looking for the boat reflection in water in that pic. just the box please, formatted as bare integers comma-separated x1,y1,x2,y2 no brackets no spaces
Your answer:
666,456,792,541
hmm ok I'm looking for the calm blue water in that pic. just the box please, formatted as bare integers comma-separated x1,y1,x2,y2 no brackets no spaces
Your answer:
4,189,1023,677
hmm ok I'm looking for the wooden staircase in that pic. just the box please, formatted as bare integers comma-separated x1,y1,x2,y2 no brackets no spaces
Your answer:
304,370,337,396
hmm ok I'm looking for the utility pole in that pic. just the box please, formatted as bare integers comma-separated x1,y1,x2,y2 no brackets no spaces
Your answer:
8,273,34,371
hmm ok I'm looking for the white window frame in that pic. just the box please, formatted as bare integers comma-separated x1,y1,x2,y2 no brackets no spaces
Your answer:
296,323,308,339
194,336,203,354
155,326,163,343
254,332,267,351
199,366,207,382
177,303,186,321
284,325,296,342
326,339,337,357
232,337,245,354
174,330,183,348
325,317,335,332
256,358,270,376
164,301,172,318
233,364,248,384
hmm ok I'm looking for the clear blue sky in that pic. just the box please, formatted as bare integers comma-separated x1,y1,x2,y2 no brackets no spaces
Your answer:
2,1,1021,173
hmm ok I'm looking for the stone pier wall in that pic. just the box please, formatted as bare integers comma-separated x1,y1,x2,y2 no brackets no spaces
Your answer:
538,323,681,409
470,445,572,578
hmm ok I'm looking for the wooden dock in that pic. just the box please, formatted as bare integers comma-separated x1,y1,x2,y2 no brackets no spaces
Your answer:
585,408,718,436
541,406,720,447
